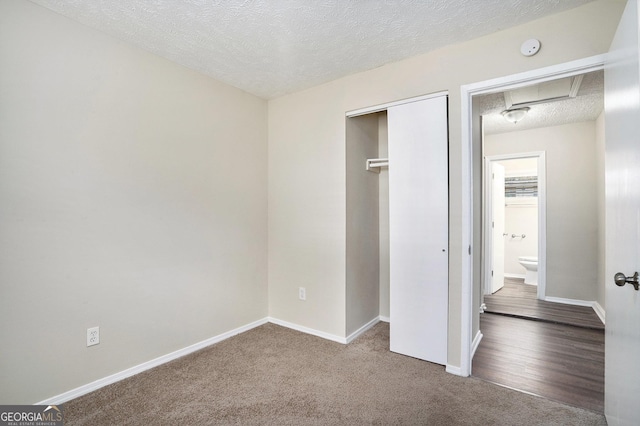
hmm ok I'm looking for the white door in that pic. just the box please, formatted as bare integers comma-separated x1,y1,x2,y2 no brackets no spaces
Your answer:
491,163,506,294
388,95,448,365
604,0,640,424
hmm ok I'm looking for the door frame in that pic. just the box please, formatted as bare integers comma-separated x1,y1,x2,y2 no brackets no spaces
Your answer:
483,152,547,300
459,54,605,377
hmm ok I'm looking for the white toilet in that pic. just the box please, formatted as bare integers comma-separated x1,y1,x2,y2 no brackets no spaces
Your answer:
518,256,538,285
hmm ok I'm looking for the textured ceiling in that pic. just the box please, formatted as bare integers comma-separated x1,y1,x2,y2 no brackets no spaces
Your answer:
479,70,604,135
29,0,596,99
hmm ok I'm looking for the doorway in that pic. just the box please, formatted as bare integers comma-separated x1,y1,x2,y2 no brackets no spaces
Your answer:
460,55,607,376
460,56,607,411
483,153,545,301
476,69,605,321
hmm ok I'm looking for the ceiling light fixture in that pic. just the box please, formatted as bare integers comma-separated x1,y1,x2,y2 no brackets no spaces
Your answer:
501,107,530,124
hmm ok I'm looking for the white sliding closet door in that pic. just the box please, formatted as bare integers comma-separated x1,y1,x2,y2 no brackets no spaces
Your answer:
388,95,448,365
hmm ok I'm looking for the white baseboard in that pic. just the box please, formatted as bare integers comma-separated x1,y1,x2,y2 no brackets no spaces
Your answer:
544,296,605,325
448,328,484,379
544,296,594,307
471,330,483,359
267,317,347,344
446,364,465,377
593,301,606,325
36,314,400,406
379,316,390,323
504,273,526,279
37,317,269,405
346,317,380,343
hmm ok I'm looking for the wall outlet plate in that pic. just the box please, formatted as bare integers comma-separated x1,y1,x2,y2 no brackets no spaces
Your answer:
298,287,306,301
87,326,99,347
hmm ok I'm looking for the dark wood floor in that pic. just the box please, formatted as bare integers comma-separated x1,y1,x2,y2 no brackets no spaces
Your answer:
473,314,605,413
476,279,604,413
484,278,604,330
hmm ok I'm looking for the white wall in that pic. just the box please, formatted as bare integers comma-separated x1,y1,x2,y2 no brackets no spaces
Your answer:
485,122,599,301
499,159,539,278
504,204,539,277
0,0,268,404
268,1,623,366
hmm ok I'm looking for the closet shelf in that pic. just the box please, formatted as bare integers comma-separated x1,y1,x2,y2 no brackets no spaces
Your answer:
366,158,389,173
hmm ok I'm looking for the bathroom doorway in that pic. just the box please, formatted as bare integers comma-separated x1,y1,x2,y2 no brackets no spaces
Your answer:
483,153,545,303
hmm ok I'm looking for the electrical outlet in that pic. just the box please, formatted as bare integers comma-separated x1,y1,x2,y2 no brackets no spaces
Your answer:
298,287,306,301
87,326,99,347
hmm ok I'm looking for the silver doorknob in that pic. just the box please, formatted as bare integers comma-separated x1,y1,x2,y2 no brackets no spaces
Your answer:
614,272,639,290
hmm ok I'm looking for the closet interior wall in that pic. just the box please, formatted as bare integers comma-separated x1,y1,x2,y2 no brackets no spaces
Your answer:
345,112,389,336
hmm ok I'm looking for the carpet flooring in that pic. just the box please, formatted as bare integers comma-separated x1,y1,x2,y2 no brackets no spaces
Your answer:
64,322,607,425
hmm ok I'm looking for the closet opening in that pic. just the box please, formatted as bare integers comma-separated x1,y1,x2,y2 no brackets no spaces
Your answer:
346,111,389,336
346,93,449,365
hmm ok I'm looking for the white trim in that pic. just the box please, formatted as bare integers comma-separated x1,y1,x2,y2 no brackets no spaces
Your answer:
346,317,381,343
460,54,606,377
267,317,348,344
543,297,606,325
445,364,464,376
593,302,606,325
482,157,494,297
36,317,270,405
504,273,526,279
345,91,448,117
460,75,473,378
462,54,606,96
544,296,594,307
537,154,547,300
471,330,483,359
36,315,395,406
379,316,390,323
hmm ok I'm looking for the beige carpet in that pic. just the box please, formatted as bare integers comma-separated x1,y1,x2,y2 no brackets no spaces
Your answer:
64,322,606,425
